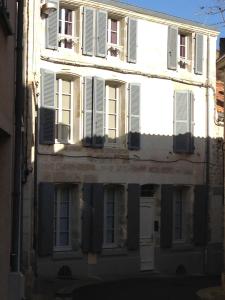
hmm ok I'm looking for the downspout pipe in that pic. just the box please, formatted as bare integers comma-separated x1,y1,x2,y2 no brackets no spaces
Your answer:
10,0,25,272
204,35,210,274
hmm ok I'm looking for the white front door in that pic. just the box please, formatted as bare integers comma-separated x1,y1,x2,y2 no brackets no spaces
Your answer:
140,197,155,271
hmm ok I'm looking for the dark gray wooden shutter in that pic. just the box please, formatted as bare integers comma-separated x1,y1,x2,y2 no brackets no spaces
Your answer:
39,69,55,144
96,10,107,58
45,0,59,50
127,184,140,250
81,183,92,253
92,183,104,253
128,83,140,150
173,91,194,153
82,7,94,56
160,185,173,248
195,34,203,75
38,182,54,256
127,18,137,63
83,77,93,146
93,77,105,148
167,26,178,70
194,185,207,246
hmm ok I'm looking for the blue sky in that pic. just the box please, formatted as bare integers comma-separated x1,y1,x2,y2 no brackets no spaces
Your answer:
122,0,225,48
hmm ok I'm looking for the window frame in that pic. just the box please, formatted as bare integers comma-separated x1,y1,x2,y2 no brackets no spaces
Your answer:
105,83,120,146
103,185,119,248
58,7,76,50
172,187,189,244
54,185,72,252
107,17,121,58
55,77,74,144
178,31,191,70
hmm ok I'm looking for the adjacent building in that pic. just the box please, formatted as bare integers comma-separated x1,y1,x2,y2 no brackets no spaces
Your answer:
0,1,17,300
22,0,223,287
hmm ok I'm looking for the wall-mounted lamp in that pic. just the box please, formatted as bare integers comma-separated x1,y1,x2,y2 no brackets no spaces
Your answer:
41,2,57,17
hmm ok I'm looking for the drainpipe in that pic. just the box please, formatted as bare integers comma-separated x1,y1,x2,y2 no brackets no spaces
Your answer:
204,35,210,274
10,0,25,272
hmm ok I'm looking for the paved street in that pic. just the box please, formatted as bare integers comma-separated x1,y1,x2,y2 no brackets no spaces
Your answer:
72,275,220,300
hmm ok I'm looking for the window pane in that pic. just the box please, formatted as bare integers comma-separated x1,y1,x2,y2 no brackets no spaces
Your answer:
59,232,69,246
65,9,72,22
109,100,116,114
55,93,59,108
107,216,114,228
111,32,117,44
60,218,69,231
59,8,62,19
108,130,116,142
109,115,116,128
111,19,117,31
107,202,114,215
109,86,116,99
59,20,62,34
62,110,70,124
65,22,72,35
60,202,69,218
62,95,71,109
62,80,71,94
106,230,114,243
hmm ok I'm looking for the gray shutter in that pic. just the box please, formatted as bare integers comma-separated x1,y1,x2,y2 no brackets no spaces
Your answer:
128,83,140,150
83,77,93,146
160,185,173,248
92,183,104,253
82,7,94,56
96,10,107,58
127,18,137,63
173,91,194,153
38,182,54,256
167,26,178,70
81,183,92,253
39,69,56,144
194,185,207,246
195,34,203,75
93,77,105,148
127,184,140,250
45,0,59,50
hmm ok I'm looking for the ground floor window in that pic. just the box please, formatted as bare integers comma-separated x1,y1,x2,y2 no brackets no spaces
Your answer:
54,186,72,250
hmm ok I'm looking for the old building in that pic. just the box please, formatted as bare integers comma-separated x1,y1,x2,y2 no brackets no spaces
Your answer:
0,1,20,300
23,0,223,287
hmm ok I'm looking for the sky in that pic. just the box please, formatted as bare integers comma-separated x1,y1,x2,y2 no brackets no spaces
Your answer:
120,0,225,48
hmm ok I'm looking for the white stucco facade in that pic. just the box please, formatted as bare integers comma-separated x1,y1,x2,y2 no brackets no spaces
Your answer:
23,0,223,287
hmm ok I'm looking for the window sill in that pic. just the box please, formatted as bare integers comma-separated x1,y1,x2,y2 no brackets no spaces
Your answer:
52,250,83,260
0,5,13,36
171,243,194,252
102,247,128,257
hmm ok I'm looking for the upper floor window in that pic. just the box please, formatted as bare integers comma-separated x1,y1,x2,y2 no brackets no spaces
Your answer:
107,18,120,57
167,26,203,74
179,34,187,69
58,7,74,49
105,83,120,144
55,78,73,143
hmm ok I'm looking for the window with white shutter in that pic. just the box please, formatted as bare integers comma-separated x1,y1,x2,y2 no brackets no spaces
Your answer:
83,77,105,148
58,7,77,49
